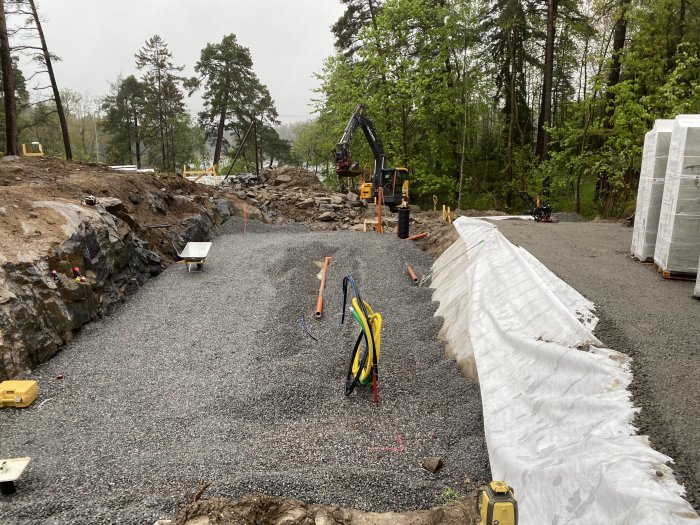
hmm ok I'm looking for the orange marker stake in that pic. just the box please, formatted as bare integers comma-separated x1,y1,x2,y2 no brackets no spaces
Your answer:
406,265,419,284
406,232,428,241
314,256,332,319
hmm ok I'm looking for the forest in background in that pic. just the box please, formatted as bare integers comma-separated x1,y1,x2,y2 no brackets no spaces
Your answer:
297,0,700,216
1,0,699,217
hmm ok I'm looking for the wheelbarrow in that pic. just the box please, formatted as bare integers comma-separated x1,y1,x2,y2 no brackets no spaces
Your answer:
177,242,212,272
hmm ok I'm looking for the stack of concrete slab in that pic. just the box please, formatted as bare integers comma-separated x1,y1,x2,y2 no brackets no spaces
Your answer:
631,119,674,261
654,115,700,275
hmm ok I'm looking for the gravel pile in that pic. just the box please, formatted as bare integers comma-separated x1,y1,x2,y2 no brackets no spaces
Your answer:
0,218,489,524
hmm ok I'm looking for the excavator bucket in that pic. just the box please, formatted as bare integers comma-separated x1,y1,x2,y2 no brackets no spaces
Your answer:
337,162,362,177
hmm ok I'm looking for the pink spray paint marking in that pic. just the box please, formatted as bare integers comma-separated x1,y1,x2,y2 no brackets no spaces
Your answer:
368,433,404,452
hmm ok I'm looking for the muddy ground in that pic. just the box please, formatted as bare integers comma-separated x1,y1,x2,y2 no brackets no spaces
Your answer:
494,219,700,512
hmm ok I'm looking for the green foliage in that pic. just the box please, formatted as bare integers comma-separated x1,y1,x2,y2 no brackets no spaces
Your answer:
441,486,465,503
290,119,333,171
135,35,190,171
188,34,280,168
102,75,145,165
304,0,700,216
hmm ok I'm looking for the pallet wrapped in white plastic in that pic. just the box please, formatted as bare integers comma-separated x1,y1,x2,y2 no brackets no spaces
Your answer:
654,115,700,275
631,120,674,261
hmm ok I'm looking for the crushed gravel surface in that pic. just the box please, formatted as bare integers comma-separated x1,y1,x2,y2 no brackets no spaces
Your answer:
493,219,700,513
0,218,489,524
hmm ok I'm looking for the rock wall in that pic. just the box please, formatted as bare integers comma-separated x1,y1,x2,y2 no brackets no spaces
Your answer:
0,196,233,380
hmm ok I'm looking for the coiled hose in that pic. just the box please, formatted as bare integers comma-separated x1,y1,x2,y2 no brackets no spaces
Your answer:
341,275,382,398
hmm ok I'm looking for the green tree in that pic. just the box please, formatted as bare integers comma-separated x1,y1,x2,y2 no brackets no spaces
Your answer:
135,35,187,171
187,34,279,168
102,75,145,167
484,0,538,204
332,0,383,57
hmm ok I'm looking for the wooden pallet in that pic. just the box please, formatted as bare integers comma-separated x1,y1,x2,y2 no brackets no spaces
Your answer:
653,263,697,281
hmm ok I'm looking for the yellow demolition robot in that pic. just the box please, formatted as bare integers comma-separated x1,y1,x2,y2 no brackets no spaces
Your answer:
478,481,518,525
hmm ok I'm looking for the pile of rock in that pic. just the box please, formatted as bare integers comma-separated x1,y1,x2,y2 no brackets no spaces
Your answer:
224,166,375,229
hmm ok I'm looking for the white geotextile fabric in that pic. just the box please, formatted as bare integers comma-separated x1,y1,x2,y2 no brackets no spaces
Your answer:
655,115,700,273
432,217,700,525
632,119,674,261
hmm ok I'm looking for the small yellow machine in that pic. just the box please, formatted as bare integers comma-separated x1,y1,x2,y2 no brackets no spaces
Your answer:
21,142,44,158
0,380,39,408
478,481,518,525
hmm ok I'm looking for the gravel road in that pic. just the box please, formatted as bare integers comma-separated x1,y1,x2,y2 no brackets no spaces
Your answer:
494,219,700,512
0,218,489,525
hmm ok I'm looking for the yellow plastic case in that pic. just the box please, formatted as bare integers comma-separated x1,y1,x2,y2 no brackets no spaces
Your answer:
0,381,39,408
479,481,518,525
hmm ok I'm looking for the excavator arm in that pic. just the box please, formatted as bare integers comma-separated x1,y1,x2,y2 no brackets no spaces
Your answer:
335,104,386,180
334,104,408,210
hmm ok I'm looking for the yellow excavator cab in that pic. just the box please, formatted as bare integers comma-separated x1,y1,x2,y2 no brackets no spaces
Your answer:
360,182,374,200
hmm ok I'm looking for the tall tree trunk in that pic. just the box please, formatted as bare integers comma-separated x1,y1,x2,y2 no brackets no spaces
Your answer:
0,0,18,156
604,0,629,126
154,43,167,169
597,0,630,202
213,92,228,167
28,0,71,160
536,0,557,162
677,0,687,50
133,110,141,168
506,29,516,208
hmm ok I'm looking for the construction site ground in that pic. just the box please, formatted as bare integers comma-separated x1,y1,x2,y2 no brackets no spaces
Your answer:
1,160,699,522
494,219,700,512
0,217,489,525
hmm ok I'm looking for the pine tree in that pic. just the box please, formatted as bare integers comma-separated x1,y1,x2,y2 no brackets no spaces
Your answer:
135,35,186,171
102,75,145,167
187,34,279,167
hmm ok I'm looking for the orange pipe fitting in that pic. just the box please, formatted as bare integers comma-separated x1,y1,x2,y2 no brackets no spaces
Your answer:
406,232,428,241
314,256,332,319
406,265,419,284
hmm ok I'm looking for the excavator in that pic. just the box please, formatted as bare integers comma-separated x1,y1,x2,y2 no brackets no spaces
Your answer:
335,104,409,212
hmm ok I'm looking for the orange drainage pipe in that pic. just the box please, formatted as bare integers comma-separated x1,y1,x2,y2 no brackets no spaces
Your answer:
377,187,384,234
406,265,419,284
406,232,428,241
314,256,332,319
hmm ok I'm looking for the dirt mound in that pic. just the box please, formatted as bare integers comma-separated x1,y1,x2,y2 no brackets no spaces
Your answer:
166,493,479,525
265,165,325,190
0,157,254,264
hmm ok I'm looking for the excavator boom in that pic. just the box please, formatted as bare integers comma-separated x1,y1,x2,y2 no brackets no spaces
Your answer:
334,104,408,210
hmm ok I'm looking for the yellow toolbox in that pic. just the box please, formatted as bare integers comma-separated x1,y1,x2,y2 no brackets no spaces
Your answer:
0,381,39,408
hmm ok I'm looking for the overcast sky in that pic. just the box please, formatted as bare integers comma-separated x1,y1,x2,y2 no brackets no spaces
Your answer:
31,0,345,124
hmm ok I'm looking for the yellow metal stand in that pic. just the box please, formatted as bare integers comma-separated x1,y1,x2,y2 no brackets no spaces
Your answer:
182,165,218,182
21,143,44,158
